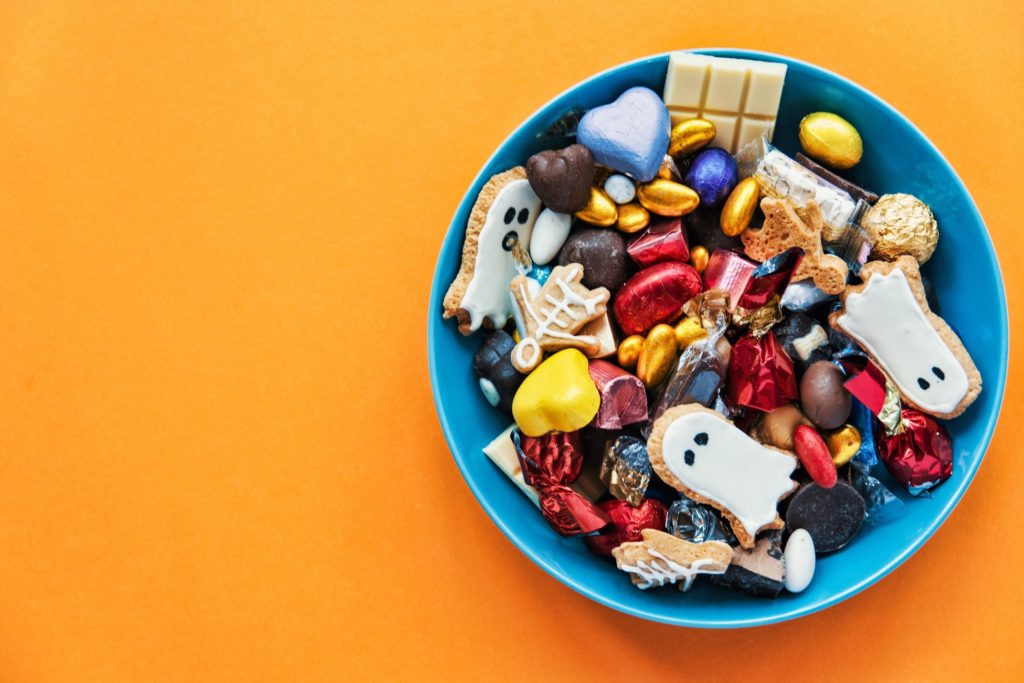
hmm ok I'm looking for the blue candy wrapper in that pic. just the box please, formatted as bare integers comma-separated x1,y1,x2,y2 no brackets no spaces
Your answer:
849,398,879,467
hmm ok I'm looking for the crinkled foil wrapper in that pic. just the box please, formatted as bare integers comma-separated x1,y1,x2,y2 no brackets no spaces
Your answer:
588,360,648,430
583,499,668,557
702,251,756,312
626,217,689,267
875,409,953,496
843,361,904,436
599,436,652,506
665,497,736,544
725,331,798,413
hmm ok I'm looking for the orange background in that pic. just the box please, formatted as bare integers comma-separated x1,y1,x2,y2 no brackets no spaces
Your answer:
0,1,1021,680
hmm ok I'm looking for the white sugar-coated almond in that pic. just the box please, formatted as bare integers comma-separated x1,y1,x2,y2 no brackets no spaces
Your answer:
603,174,636,204
783,528,816,593
529,208,572,265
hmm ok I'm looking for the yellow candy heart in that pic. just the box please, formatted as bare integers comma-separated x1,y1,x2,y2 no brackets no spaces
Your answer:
511,349,600,437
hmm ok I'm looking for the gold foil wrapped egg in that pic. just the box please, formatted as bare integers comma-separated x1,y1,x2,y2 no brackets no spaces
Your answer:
616,335,644,371
637,179,700,217
637,324,678,389
860,193,939,263
673,316,708,349
615,203,651,234
798,112,863,169
668,118,716,158
720,177,760,237
825,424,861,466
690,245,710,274
575,187,618,227
656,155,682,181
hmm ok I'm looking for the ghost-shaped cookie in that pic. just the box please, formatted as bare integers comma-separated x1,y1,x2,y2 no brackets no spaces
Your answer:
829,256,981,419
648,404,797,548
443,167,542,335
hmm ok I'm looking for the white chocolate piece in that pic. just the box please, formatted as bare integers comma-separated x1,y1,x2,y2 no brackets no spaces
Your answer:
482,426,539,506
663,53,787,153
661,411,796,538
529,208,572,266
581,312,617,359
836,268,969,415
783,528,815,593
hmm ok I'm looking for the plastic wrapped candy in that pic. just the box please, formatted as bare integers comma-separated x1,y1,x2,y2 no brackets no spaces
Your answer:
512,429,611,535
847,398,880,466
848,460,904,525
780,280,836,315
588,360,648,430
665,497,736,544
600,436,653,505
875,409,954,495
626,216,689,268
584,499,668,557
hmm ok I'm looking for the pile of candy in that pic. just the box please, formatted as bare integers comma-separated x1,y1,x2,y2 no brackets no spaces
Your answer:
442,53,982,598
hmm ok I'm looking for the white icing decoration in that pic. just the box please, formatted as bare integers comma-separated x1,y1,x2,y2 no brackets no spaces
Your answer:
620,550,723,591
529,208,572,266
460,179,541,331
478,378,500,407
661,411,795,538
512,264,603,370
782,528,815,593
510,278,541,342
836,268,969,414
603,174,636,204
792,324,828,361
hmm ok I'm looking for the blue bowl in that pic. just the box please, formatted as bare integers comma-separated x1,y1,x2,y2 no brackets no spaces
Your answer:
427,49,1008,627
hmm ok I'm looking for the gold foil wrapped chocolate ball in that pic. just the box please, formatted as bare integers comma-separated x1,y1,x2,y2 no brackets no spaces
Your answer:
690,245,710,274
825,424,861,466
615,203,651,233
860,193,939,263
720,177,760,237
798,112,863,169
668,118,716,158
637,179,700,217
616,335,644,371
575,187,618,227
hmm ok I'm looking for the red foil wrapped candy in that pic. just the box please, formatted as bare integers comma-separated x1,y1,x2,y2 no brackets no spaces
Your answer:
588,360,648,429
702,250,756,311
726,331,798,412
512,429,611,536
876,409,953,495
613,261,703,336
584,499,668,557
626,217,689,268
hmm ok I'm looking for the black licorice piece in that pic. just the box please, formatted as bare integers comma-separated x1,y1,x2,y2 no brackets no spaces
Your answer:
710,530,785,598
785,481,866,553
472,331,523,412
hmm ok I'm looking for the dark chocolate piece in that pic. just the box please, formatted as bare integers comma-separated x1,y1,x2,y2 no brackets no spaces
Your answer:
799,361,852,429
472,331,523,411
526,144,596,214
795,152,879,204
557,226,633,291
785,481,866,553
710,530,785,598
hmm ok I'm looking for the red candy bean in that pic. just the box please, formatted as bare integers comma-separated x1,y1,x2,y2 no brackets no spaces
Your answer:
793,425,837,489
612,261,703,336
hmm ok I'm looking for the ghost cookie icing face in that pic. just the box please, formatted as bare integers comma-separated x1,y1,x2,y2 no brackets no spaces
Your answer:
443,168,541,334
831,256,981,419
648,405,797,548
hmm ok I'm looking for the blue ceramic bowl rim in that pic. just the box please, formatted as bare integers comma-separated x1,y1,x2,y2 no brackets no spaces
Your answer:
427,48,1009,628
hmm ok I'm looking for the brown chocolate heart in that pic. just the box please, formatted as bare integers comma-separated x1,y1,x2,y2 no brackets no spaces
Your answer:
526,144,595,214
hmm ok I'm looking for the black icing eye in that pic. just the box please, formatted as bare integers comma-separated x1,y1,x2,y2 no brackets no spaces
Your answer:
917,377,930,391
517,207,530,224
694,432,708,446
684,449,695,466
932,367,945,380
502,231,518,251
503,207,516,224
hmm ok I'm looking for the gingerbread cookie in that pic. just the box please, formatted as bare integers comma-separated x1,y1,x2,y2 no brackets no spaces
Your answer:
612,528,733,591
443,167,541,335
510,263,610,373
647,404,798,549
741,197,849,294
829,256,981,419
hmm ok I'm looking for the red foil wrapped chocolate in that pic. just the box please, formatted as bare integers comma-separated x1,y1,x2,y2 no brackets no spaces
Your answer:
626,217,689,268
702,250,756,311
726,331,798,412
588,359,648,429
876,409,953,495
513,430,611,535
613,261,703,335
584,498,668,556
737,248,804,310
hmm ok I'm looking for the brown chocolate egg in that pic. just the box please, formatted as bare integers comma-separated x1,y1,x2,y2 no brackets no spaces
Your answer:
799,361,852,430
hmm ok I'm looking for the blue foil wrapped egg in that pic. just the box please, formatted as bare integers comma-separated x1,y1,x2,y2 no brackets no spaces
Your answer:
684,148,738,207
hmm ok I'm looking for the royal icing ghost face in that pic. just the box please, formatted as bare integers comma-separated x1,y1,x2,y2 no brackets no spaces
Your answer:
836,268,969,415
661,411,796,538
459,180,541,331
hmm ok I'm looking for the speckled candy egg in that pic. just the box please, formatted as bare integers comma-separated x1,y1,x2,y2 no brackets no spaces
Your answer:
683,148,738,208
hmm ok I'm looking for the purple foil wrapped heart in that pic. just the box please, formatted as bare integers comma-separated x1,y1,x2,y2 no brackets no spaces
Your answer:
577,87,670,183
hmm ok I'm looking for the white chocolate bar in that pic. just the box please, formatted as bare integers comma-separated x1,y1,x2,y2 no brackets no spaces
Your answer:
483,426,540,506
663,53,787,153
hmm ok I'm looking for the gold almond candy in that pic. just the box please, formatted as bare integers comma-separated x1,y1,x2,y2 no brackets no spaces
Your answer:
617,335,644,371
825,424,861,466
668,118,716,158
798,112,863,170
637,324,678,389
720,177,760,237
616,202,651,234
637,179,700,217
689,245,710,274
575,187,618,227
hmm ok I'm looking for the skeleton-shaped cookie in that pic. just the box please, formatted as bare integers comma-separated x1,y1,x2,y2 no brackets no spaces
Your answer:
510,263,610,373
612,529,732,592
648,404,797,548
741,197,848,294
830,256,981,419
443,167,541,335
